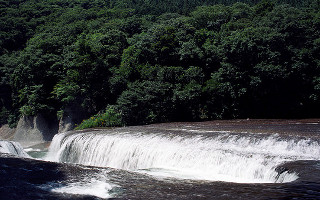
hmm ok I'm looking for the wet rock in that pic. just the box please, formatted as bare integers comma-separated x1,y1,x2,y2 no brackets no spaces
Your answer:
277,160,320,183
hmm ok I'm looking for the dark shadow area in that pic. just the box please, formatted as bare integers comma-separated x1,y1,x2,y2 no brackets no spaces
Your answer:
0,154,108,200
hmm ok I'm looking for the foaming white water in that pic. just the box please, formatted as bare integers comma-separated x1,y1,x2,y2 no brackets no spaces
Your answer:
52,180,113,198
0,140,30,158
39,173,114,199
46,130,320,183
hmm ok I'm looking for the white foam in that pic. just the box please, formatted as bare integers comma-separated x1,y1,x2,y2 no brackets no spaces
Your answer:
39,175,115,199
24,148,42,152
46,131,320,183
52,179,113,198
0,140,31,158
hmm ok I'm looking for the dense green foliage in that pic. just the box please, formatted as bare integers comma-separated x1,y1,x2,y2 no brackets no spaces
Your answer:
0,0,319,127
75,105,123,129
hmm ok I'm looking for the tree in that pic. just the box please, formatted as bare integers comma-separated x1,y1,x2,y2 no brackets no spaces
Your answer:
117,81,173,125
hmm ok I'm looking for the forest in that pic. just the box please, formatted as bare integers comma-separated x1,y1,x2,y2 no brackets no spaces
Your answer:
0,0,319,128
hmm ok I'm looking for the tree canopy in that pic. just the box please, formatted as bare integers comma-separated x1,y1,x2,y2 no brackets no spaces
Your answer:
1,0,319,127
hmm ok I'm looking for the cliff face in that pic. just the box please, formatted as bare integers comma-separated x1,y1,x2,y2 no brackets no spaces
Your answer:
13,114,58,147
0,125,15,140
12,107,86,147
58,105,88,133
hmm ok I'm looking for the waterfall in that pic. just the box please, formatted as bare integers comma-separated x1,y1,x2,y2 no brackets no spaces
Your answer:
46,129,320,184
0,140,31,158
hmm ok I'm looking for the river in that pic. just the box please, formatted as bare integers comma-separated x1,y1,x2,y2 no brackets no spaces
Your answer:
1,119,320,199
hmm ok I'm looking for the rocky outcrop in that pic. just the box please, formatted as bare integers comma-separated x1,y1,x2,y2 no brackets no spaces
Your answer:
58,105,87,133
58,114,74,133
0,124,15,140
10,105,87,146
13,114,58,147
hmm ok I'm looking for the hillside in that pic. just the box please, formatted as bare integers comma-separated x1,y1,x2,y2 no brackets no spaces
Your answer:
0,0,319,128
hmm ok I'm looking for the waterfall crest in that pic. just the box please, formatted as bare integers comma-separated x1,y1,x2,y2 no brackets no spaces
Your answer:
0,140,31,158
46,129,320,183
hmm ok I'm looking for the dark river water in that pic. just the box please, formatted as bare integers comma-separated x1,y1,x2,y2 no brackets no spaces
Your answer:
1,119,320,199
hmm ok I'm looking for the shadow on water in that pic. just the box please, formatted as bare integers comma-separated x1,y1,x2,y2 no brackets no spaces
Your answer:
0,154,113,200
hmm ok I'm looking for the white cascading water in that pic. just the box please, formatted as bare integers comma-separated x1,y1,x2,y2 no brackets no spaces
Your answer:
45,130,320,183
38,170,115,199
0,140,31,158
